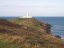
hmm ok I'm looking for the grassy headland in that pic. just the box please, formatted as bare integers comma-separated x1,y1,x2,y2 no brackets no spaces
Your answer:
0,18,64,48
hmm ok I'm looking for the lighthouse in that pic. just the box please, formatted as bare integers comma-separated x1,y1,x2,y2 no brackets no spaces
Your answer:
20,10,32,18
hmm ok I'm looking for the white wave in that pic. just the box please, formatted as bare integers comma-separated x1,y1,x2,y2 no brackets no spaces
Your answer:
53,25,64,28
51,28,64,30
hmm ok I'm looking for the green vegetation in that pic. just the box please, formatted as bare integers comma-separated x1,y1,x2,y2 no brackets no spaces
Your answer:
0,18,64,48
0,39,21,48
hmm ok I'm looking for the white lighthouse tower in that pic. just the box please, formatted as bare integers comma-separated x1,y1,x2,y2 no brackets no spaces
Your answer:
20,9,32,18
22,11,32,18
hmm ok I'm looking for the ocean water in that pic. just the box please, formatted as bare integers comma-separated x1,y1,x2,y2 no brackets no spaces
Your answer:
0,17,64,38
35,17,64,38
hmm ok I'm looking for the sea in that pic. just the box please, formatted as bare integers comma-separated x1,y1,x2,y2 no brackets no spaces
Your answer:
0,17,64,38
35,17,64,38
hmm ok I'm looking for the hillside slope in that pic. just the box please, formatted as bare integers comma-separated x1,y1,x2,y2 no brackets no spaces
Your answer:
0,18,64,48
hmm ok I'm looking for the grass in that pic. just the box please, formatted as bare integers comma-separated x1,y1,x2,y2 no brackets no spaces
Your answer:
0,39,21,48
0,18,64,48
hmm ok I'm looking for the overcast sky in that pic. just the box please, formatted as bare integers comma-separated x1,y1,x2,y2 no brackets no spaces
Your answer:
0,0,64,17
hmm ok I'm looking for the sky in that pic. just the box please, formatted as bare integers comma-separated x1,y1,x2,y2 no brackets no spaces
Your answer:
0,0,64,17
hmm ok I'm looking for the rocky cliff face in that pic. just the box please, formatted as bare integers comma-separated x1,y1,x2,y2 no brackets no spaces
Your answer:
0,18,64,48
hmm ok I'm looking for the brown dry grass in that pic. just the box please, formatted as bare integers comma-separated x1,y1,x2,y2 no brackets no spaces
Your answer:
0,18,64,48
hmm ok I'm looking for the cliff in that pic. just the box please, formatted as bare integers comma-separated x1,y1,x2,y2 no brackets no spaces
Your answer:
0,18,64,48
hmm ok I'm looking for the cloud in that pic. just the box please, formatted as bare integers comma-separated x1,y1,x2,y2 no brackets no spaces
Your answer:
0,0,64,16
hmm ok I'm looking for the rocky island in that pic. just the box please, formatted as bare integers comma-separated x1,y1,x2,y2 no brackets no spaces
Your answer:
0,18,64,48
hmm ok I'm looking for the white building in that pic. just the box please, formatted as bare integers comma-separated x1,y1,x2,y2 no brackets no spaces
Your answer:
20,11,32,18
